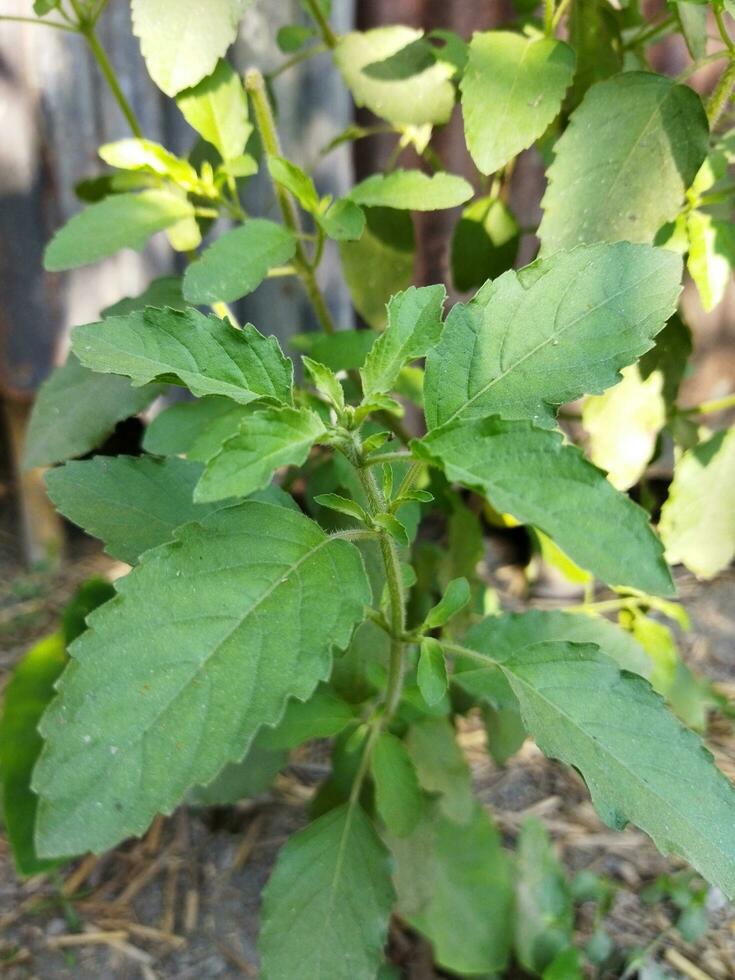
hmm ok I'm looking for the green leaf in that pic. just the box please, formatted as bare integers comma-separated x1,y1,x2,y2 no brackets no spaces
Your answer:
423,577,471,630
183,219,297,304
99,138,198,185
415,417,674,595
102,275,186,317
424,242,681,430
1,581,113,877
33,502,370,855
483,703,527,766
0,634,67,876
363,37,436,80
450,196,520,293
639,313,692,407
143,396,250,461
290,330,376,372
339,207,415,329
675,0,708,59
45,455,229,564
538,72,709,254
687,210,735,312
462,634,735,899
317,198,366,242
302,356,345,412
176,59,251,161
23,355,162,470
360,285,446,400
390,802,512,975
131,0,252,96
258,689,355,750
460,31,575,176
660,427,735,580
349,170,473,211
188,735,287,805
371,732,424,837
582,364,666,491
313,493,368,523
543,948,583,980
514,817,573,973
334,27,455,127
456,612,653,701
195,406,325,502
268,156,320,213
276,24,314,53
566,0,622,111
44,190,194,271
72,307,293,406
417,638,448,706
373,512,409,546
259,802,395,980
405,716,475,824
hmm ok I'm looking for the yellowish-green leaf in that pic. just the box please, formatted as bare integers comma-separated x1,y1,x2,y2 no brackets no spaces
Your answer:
660,427,735,580
687,210,735,312
460,31,575,175
176,59,251,160
44,191,194,271
583,364,666,491
334,27,454,127
349,169,473,211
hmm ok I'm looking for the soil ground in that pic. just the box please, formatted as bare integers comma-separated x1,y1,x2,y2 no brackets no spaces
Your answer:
1,534,734,979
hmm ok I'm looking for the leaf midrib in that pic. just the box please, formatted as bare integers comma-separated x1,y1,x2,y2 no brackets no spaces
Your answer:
440,260,660,427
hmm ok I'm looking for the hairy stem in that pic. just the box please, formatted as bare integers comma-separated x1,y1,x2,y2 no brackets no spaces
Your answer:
707,58,735,129
0,14,76,31
303,0,338,49
245,68,338,334
83,27,143,137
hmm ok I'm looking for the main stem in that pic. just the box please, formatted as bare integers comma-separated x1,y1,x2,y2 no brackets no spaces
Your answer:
303,0,338,49
82,26,143,137
245,68,337,335
707,58,735,129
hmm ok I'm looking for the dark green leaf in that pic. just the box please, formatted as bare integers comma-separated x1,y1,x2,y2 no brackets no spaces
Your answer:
567,0,622,110
424,242,682,430
462,634,735,898
290,330,376,372
390,802,512,975
361,285,446,399
259,689,355,749
450,196,520,293
188,735,287,805
371,732,424,837
72,307,293,406
405,716,474,824
195,406,325,501
423,577,471,630
639,313,692,407
417,638,448,706
0,634,67,876
45,455,229,564
259,803,395,979
101,276,186,317
33,502,370,855
143,396,251,461
183,219,297,304
339,207,415,329
415,417,674,595
23,355,162,470
514,817,573,973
